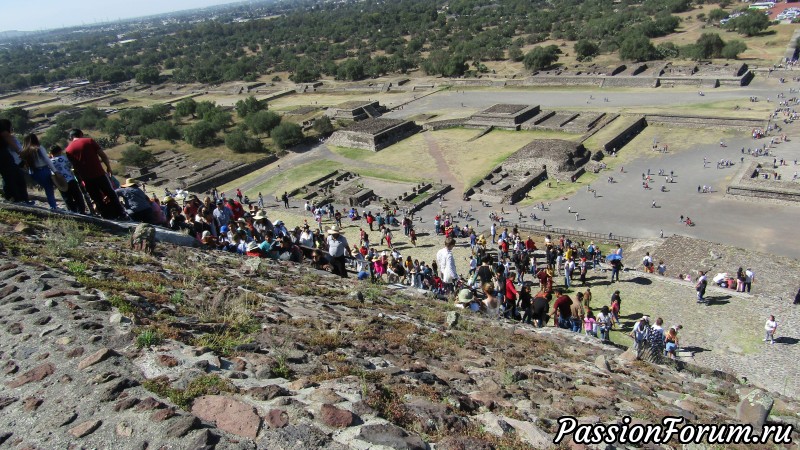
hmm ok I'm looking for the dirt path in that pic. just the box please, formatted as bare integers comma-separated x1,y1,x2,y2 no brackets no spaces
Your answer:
423,132,462,193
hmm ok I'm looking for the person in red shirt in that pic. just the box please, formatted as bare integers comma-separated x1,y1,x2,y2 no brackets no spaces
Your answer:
65,129,126,219
226,198,245,220
551,289,573,329
504,273,519,319
525,237,537,252
365,212,375,231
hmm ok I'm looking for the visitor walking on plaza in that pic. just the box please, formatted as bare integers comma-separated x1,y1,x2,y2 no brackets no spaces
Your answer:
764,315,777,344
326,225,353,278
65,129,126,220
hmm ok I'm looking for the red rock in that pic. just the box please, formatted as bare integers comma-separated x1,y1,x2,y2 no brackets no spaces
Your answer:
7,363,55,388
78,348,119,370
151,408,177,422
136,397,166,411
66,347,84,358
266,409,289,429
69,419,102,438
231,358,247,371
191,395,262,438
22,397,42,412
114,397,140,412
320,404,355,428
43,289,80,299
156,354,179,368
0,285,17,298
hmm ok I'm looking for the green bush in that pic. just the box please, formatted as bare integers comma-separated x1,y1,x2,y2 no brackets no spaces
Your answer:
119,145,156,167
271,122,304,150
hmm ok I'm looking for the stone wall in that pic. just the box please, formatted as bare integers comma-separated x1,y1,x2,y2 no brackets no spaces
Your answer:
422,119,465,131
186,155,278,194
601,116,647,153
645,114,766,130
726,162,800,202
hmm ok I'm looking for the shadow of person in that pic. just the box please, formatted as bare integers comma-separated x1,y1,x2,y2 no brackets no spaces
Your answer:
774,337,799,345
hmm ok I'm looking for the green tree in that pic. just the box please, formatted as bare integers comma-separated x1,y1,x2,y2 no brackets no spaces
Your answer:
245,110,282,136
175,98,197,119
725,10,770,36
0,108,33,134
182,121,217,148
235,96,266,118
271,122,304,150
141,121,181,141
40,126,67,150
101,119,126,138
574,39,599,61
523,45,561,71
336,59,365,81
313,116,334,136
119,145,156,167
721,40,747,59
225,129,265,153
508,46,524,62
707,9,728,23
695,33,726,59
135,67,161,85
619,34,657,62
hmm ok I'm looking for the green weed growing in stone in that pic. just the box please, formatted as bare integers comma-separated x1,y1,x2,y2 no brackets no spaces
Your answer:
136,328,162,349
169,290,184,304
108,295,134,315
65,261,88,276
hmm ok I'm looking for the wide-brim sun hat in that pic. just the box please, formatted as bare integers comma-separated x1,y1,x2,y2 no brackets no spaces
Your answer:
254,210,268,220
327,224,343,235
120,178,139,188
246,241,260,252
457,289,474,304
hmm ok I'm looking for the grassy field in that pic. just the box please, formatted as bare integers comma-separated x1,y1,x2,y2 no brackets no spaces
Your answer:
232,159,342,198
330,134,439,179
432,128,583,188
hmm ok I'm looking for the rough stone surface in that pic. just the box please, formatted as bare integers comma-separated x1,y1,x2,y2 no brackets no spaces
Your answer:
737,389,774,429
191,395,262,439
77,348,119,370
68,419,102,438
445,311,460,329
7,363,55,388
266,409,289,429
357,423,426,449
319,404,355,428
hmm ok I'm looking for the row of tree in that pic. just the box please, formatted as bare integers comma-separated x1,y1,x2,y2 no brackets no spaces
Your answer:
0,97,308,158
0,0,772,91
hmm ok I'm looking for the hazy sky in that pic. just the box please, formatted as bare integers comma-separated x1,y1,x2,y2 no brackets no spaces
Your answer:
1,0,242,33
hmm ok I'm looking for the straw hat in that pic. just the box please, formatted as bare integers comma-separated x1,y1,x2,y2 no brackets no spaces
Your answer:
120,178,139,188
254,210,268,220
327,224,343,235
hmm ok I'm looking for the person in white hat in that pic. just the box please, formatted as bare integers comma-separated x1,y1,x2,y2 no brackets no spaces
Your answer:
327,224,353,278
